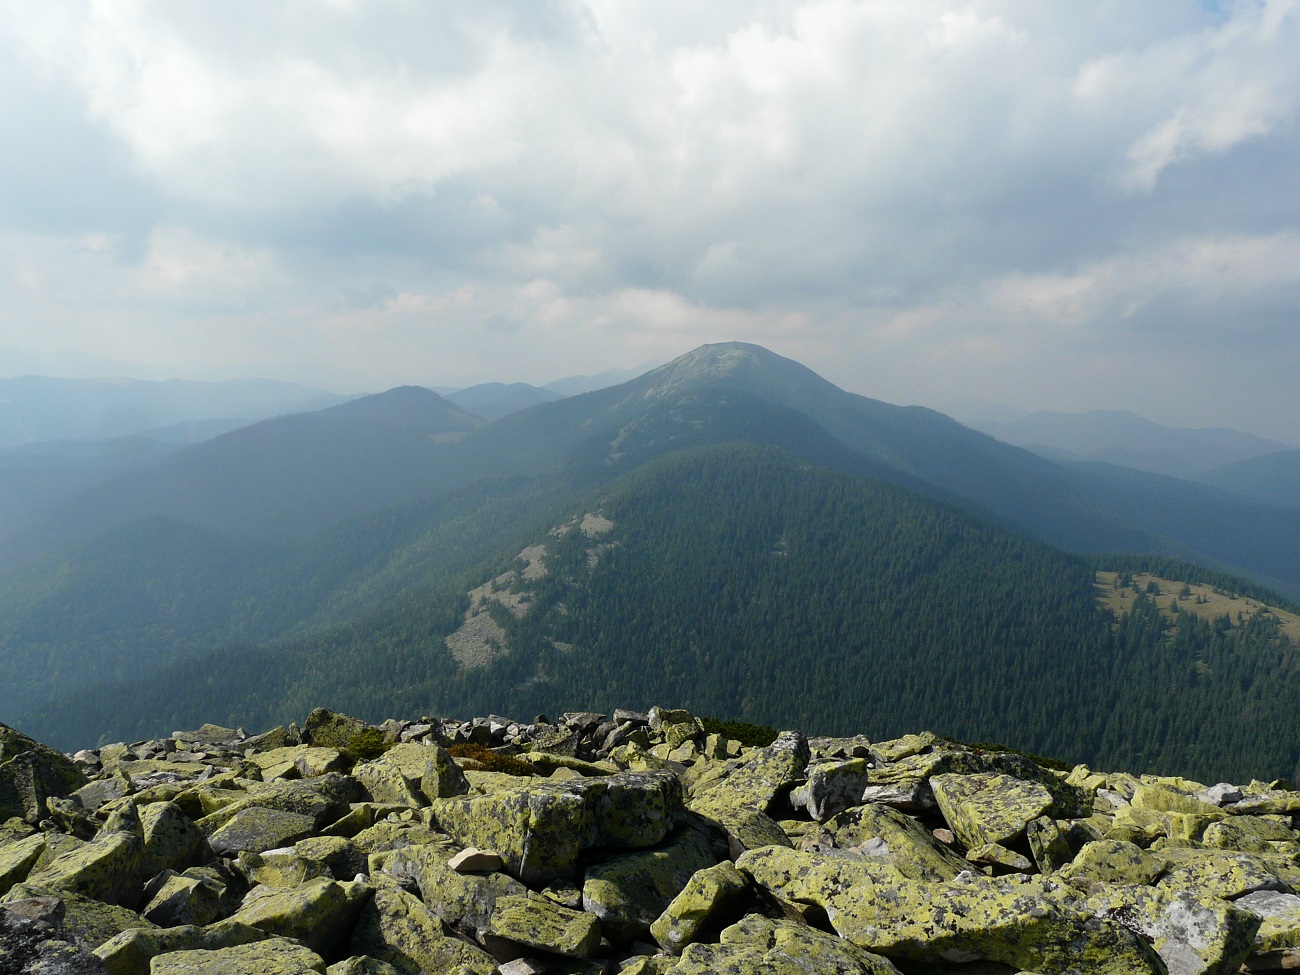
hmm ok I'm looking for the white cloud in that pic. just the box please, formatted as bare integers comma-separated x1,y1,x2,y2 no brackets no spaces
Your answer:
0,1,1298,437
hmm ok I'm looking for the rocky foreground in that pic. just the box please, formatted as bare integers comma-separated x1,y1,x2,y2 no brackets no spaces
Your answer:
4,710,1300,975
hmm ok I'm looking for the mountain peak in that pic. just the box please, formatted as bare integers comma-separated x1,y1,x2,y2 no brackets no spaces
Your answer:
320,385,483,432
634,342,836,403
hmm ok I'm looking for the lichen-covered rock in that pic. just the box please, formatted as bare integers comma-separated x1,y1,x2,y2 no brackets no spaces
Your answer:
248,746,350,779
582,823,722,942
689,731,809,820
1235,889,1300,951
856,747,985,811
349,881,496,975
428,770,682,884
3,887,157,953
1157,849,1295,900
195,774,363,836
302,709,372,750
790,758,873,823
965,842,1034,872
670,913,903,974
141,801,211,877
380,840,529,939
823,804,967,882
140,872,226,927
94,918,270,975
149,936,326,975
930,772,1055,850
0,899,110,975
23,830,144,907
0,722,90,824
0,833,45,896
649,860,750,954
1057,839,1164,888
1090,883,1260,975
738,845,1163,974
233,877,371,958
483,893,602,959
326,957,403,975
208,807,318,857
1202,816,1298,853
353,742,469,807
235,849,333,889
293,835,368,880
1025,816,1072,874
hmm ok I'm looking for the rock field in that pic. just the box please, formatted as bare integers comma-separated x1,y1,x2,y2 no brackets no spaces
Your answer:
3,706,1300,974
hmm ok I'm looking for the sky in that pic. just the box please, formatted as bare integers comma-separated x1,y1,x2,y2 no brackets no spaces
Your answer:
1,1,1299,441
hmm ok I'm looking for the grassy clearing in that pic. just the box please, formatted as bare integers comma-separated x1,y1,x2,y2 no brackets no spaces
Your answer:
1096,571,1300,643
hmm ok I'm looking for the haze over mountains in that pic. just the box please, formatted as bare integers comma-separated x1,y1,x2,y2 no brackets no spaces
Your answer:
3,343,1299,782
951,405,1295,479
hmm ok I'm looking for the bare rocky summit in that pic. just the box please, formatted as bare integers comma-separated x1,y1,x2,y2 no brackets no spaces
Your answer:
3,708,1300,974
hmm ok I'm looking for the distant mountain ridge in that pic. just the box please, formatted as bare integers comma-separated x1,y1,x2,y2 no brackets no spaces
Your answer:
0,375,350,449
952,405,1293,478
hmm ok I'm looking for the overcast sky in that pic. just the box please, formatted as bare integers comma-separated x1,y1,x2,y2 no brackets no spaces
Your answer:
2,1,1298,440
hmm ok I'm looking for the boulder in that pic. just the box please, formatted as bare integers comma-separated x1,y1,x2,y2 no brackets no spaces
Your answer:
233,877,372,958
208,807,318,857
140,801,211,877
349,881,497,975
302,709,371,750
0,833,45,896
671,913,903,974
0,722,89,823
582,823,722,941
649,860,751,954
0,898,110,975
428,770,682,884
140,872,226,927
94,918,270,975
823,804,967,882
1057,839,1165,888
738,845,1164,974
327,957,403,975
247,746,350,779
381,841,529,939
22,830,144,907
790,759,873,823
930,772,1055,849
1089,883,1260,975
3,887,156,953
149,937,326,975
482,893,602,960
689,731,809,820
1235,889,1300,952
353,742,469,807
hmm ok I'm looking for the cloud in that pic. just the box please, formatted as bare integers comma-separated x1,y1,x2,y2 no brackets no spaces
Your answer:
0,1,1298,438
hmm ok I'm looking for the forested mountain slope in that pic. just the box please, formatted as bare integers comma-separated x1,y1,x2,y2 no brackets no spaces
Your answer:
2,386,484,556
23,445,1300,785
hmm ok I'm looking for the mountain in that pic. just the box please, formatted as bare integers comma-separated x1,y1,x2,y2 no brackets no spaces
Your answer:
18,444,1300,783
5,342,1300,780
0,435,187,538
951,406,1292,479
446,382,561,421
541,362,659,397
1,385,484,557
1198,450,1300,510
0,375,351,449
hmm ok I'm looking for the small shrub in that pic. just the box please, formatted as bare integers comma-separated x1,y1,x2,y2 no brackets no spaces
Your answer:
447,742,534,776
346,727,394,762
699,716,779,748
964,741,1074,773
